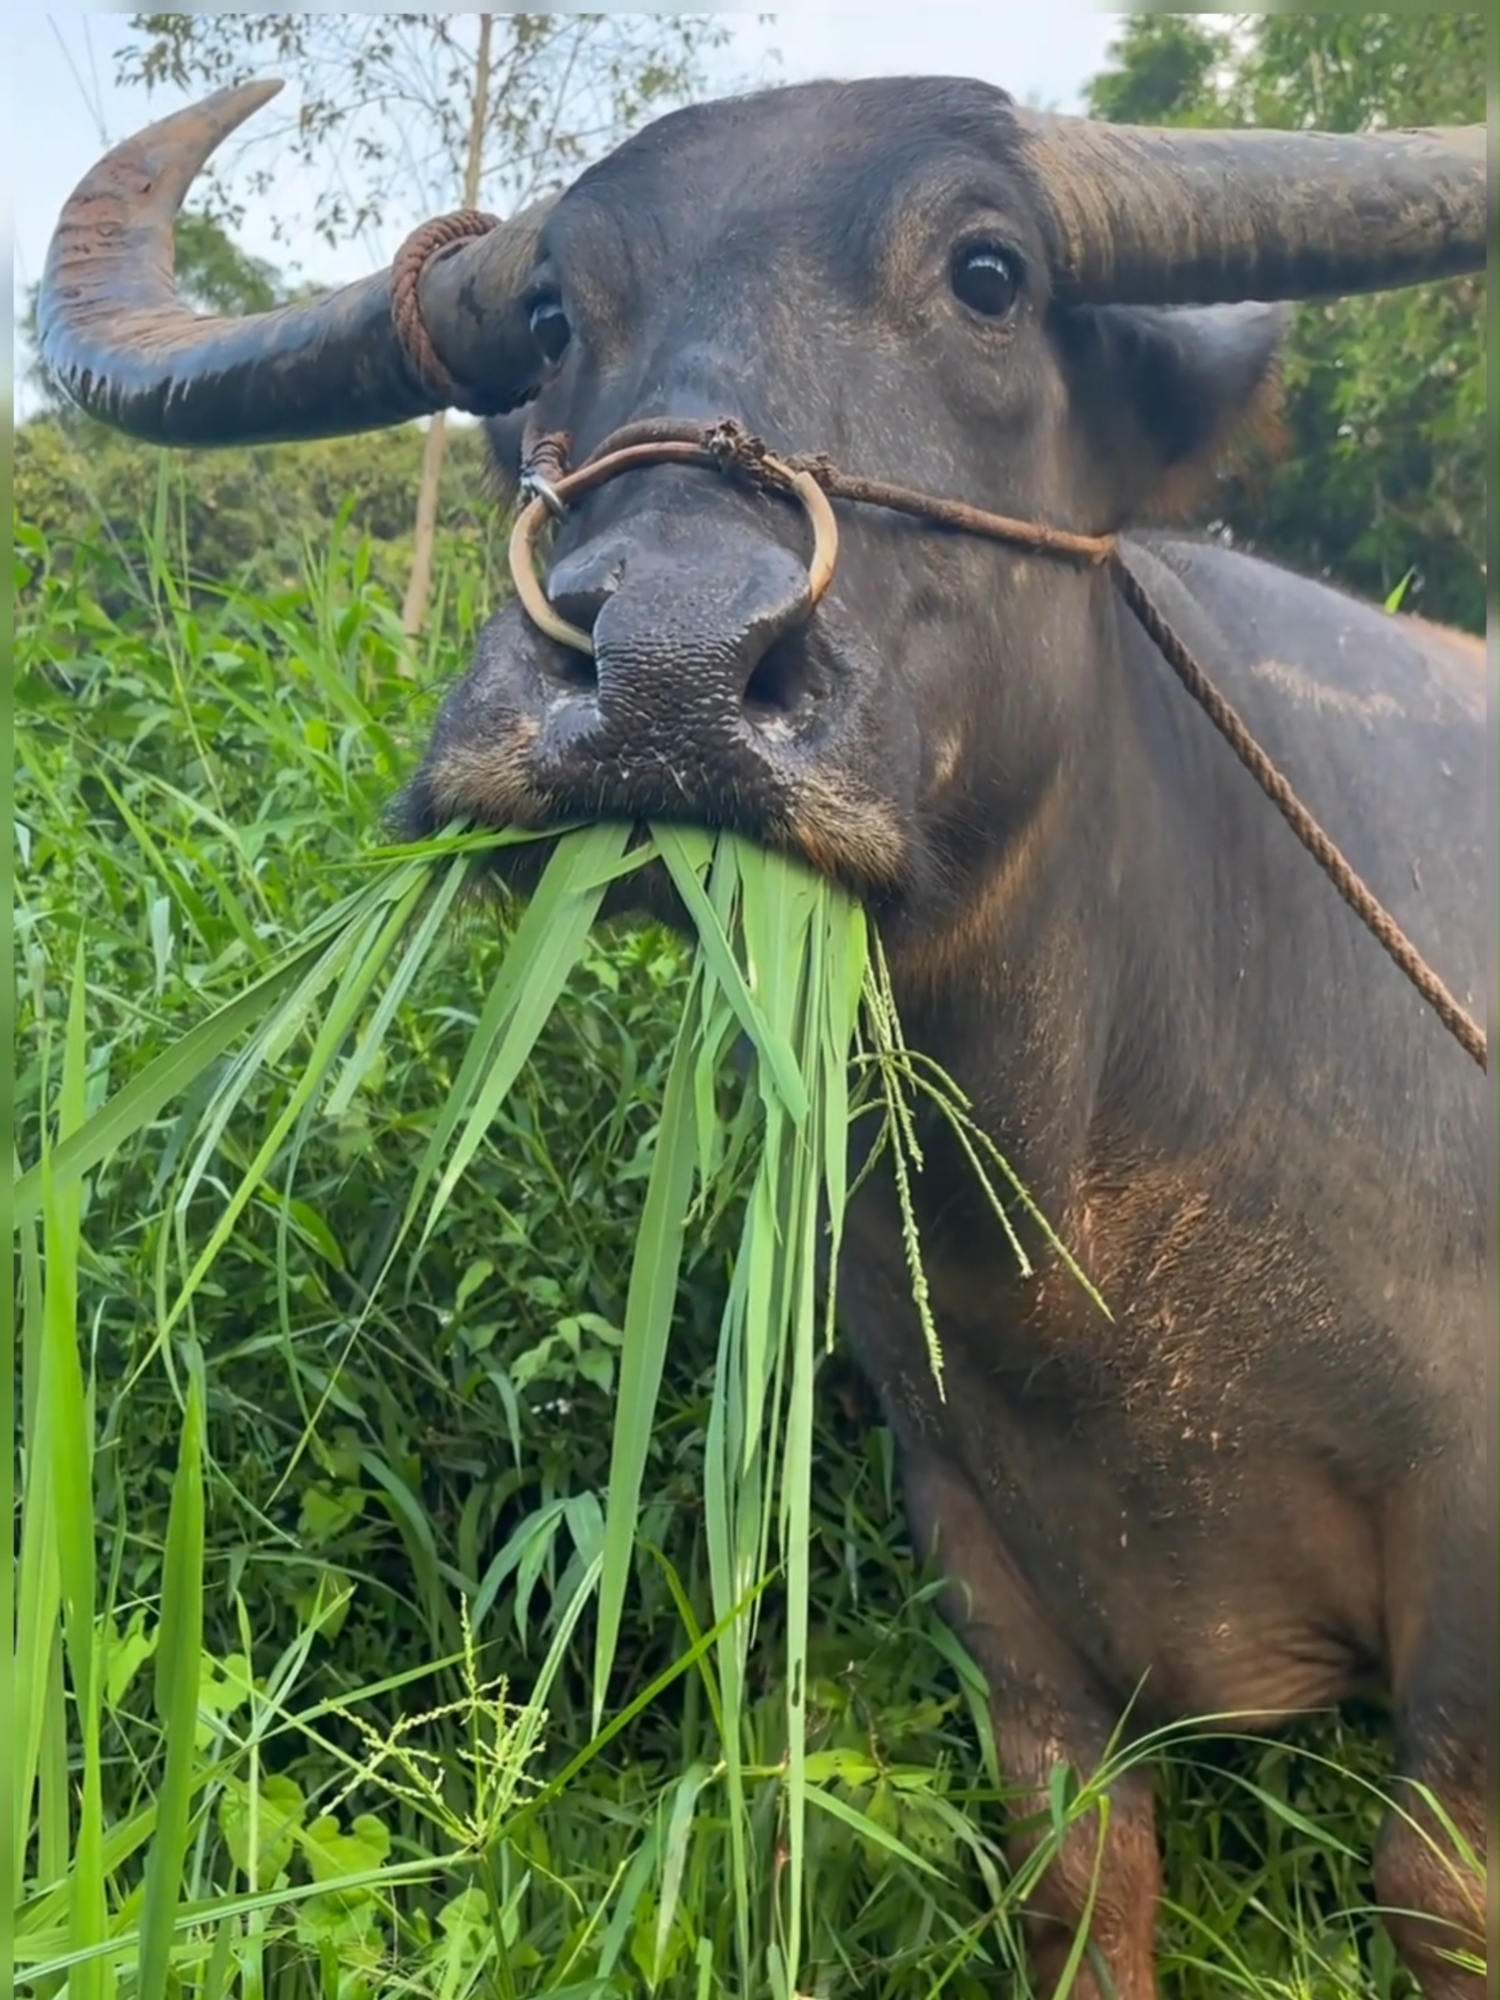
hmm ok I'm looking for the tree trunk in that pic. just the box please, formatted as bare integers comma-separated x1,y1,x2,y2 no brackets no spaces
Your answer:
401,411,448,642
401,12,494,644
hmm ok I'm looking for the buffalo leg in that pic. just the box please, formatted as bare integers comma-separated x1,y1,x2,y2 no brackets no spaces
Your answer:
1374,1704,1489,1992
1377,1492,1490,1997
902,1451,1160,1999
1373,1774,1486,1999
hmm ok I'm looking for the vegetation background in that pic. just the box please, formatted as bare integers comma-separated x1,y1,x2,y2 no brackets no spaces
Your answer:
12,13,1488,1999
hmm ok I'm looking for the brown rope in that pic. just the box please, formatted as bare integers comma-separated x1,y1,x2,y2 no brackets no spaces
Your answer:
519,421,571,493
1107,556,1487,1068
507,413,1489,1072
801,462,1117,564
390,211,501,412
537,417,1119,564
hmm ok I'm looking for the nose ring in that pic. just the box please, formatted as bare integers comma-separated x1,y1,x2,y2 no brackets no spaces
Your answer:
507,428,839,661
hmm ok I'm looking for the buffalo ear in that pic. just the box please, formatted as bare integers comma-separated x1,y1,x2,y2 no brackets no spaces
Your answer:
1055,300,1290,521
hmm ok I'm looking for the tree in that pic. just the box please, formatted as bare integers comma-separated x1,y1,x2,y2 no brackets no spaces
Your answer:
163,210,288,317
1085,13,1488,633
118,12,734,638
1085,14,1232,128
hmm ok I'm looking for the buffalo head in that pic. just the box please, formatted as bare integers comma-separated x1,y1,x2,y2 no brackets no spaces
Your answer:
38,77,1487,955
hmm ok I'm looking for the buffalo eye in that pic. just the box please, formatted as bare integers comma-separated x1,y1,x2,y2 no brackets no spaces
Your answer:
528,293,571,363
951,244,1020,320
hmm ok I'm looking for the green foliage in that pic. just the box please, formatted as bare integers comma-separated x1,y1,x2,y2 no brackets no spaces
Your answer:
14,412,506,632
1087,14,1229,127
1087,11,1488,633
161,208,291,316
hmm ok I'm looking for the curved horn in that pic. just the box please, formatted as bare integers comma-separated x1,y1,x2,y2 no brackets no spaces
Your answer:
37,81,556,448
1015,113,1490,307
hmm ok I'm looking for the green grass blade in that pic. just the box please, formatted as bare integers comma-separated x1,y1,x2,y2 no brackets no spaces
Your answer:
324,851,475,1117
159,878,429,1337
172,859,440,1216
42,947,109,2000
388,823,633,1267
10,939,332,1230
592,984,708,1730
779,1170,819,1989
136,1371,206,2000
13,1208,63,1886
654,1762,717,1981
655,824,807,1123
420,823,636,1237
804,1783,949,1882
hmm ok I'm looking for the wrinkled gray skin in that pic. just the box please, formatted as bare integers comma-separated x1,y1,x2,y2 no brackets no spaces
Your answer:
401,78,1494,1998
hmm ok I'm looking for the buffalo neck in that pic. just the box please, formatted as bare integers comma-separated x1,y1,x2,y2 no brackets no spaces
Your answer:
876,554,1299,1243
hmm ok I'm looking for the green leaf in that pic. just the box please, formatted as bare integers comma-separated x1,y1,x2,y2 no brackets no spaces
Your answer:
655,823,807,1122
299,1812,393,1899
654,1763,716,1981
220,1776,308,1890
44,945,108,2000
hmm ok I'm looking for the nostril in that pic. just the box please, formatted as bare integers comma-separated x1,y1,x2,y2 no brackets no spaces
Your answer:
742,634,811,719
540,642,598,694
547,559,626,640
532,563,612,695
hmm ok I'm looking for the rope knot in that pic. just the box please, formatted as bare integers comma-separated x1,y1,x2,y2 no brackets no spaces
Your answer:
704,418,773,482
390,211,504,414
788,449,838,488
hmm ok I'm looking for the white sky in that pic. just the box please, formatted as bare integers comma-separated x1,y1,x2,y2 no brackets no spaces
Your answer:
10,9,1126,420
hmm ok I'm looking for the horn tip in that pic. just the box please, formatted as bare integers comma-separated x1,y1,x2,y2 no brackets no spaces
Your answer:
191,74,286,144
218,76,286,119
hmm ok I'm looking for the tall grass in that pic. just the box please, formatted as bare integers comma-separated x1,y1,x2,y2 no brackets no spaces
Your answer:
12,486,1459,1998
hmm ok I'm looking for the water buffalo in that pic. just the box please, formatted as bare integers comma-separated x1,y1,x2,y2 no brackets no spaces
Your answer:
40,75,1492,1998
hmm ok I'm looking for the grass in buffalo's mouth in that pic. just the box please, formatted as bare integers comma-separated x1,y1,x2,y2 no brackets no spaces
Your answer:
15,811,1102,1997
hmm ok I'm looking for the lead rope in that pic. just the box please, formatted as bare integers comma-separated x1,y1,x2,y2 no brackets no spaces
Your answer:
388,222,1486,1071
1105,557,1487,1069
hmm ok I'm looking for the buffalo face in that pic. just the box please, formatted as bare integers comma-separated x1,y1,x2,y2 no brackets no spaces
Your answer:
402,80,1289,933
